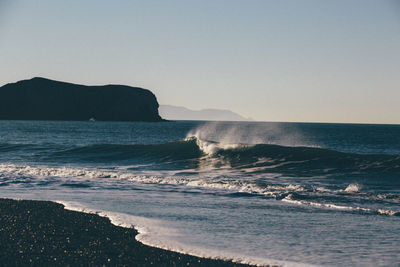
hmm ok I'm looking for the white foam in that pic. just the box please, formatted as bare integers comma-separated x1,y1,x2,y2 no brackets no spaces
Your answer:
282,194,370,211
344,183,361,193
314,186,332,193
282,194,399,216
3,164,397,218
377,209,400,216
56,200,313,267
185,136,248,155
0,164,305,198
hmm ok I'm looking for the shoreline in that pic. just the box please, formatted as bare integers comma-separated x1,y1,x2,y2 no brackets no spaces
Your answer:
0,198,254,266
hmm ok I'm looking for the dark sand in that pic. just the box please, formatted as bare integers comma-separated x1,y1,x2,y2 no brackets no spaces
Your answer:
0,198,253,266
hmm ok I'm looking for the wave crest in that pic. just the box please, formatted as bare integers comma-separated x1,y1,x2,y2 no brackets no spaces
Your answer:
184,136,249,155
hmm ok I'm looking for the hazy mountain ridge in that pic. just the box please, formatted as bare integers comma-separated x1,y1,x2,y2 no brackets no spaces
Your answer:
159,105,252,121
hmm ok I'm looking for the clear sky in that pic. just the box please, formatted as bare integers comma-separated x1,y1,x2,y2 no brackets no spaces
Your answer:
1,0,399,123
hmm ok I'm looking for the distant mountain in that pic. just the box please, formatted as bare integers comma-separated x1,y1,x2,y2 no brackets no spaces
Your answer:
159,105,251,121
0,77,163,122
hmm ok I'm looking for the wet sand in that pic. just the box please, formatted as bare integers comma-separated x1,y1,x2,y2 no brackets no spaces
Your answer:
0,198,252,266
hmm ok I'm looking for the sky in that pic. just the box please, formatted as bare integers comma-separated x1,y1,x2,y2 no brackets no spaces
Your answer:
0,0,399,123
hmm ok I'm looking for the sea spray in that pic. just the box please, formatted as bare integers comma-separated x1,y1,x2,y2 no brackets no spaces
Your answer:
184,136,248,155
186,121,316,147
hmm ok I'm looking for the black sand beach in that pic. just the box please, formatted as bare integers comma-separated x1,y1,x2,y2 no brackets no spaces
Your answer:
0,198,252,267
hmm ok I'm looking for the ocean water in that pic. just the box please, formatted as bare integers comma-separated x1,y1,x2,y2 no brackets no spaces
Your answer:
0,120,399,266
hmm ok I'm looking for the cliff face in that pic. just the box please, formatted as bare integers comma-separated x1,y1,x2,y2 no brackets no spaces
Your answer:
0,77,163,122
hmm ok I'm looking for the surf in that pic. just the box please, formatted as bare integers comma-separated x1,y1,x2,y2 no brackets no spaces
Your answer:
2,136,399,176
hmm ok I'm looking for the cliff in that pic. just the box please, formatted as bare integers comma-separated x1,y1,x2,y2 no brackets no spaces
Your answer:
0,77,163,122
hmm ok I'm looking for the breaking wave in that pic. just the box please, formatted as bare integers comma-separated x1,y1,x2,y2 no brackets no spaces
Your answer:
34,137,400,174
1,163,399,217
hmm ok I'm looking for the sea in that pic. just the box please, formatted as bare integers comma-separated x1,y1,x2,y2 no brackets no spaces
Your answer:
0,120,399,266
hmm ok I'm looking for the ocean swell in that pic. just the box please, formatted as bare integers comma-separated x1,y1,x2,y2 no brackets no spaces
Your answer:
21,137,398,175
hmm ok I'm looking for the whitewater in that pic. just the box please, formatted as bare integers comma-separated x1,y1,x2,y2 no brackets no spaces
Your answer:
0,120,399,266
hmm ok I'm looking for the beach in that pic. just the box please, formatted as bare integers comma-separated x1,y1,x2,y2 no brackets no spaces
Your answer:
0,198,251,267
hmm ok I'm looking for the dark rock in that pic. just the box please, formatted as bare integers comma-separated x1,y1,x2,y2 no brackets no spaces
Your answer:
0,199,251,267
0,77,164,122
